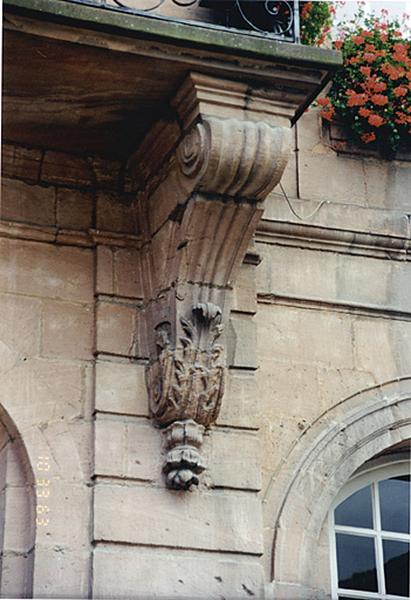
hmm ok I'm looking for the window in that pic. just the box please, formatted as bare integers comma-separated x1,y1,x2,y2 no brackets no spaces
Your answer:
330,458,411,600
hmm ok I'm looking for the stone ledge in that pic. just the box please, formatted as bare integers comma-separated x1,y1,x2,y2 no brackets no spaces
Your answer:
257,218,411,261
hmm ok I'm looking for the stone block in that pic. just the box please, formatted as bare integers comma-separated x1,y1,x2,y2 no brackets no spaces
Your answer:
93,547,265,599
257,360,320,421
113,247,142,299
41,150,93,187
94,416,160,482
232,263,257,314
0,238,94,302
227,316,257,369
208,428,261,491
299,152,368,206
90,157,122,190
0,357,87,430
2,143,42,183
0,551,34,599
257,238,411,316
217,369,259,429
96,300,138,357
385,160,411,210
2,485,34,552
56,188,93,230
32,546,91,598
41,300,94,360
34,481,91,549
353,318,411,382
96,191,139,235
256,304,354,369
93,484,263,554
0,293,41,357
317,367,377,410
96,245,114,295
1,178,55,226
30,418,93,484
95,360,148,416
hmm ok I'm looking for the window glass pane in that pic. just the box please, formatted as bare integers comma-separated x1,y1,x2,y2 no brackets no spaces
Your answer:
335,485,373,529
382,539,409,597
379,476,410,534
336,533,378,592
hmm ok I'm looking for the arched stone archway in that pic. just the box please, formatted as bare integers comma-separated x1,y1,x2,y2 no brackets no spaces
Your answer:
0,404,36,598
264,377,411,600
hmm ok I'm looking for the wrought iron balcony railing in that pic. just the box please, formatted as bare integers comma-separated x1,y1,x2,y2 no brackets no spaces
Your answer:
64,0,301,43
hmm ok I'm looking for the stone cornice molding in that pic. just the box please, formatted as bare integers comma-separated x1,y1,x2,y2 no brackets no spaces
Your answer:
138,72,292,490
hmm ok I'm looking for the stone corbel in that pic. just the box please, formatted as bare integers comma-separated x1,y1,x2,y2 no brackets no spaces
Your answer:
132,73,291,490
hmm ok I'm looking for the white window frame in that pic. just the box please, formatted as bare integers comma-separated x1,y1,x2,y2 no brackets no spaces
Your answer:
329,456,411,600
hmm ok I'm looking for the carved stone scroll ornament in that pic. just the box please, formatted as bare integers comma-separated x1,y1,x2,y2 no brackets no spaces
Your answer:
140,77,292,490
147,303,224,490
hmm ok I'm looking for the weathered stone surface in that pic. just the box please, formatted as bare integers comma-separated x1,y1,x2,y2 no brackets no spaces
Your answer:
232,263,257,315
41,300,94,360
94,484,263,554
30,418,93,484
2,144,42,183
56,188,93,231
0,552,34,599
353,318,411,382
41,151,93,187
217,369,259,429
0,238,94,302
95,359,148,416
94,416,161,482
96,192,139,235
96,246,114,296
90,157,122,190
208,428,261,491
256,304,354,369
1,485,33,552
32,547,91,598
0,293,41,357
93,547,265,599
257,360,320,421
113,247,142,299
257,243,411,315
227,316,257,369
1,178,56,226
0,357,87,429
34,482,91,549
96,300,138,357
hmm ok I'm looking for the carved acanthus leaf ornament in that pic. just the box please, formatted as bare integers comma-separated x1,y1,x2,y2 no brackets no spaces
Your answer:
148,303,224,427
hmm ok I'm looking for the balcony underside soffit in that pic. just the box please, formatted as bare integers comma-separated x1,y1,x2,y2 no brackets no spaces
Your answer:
3,0,341,159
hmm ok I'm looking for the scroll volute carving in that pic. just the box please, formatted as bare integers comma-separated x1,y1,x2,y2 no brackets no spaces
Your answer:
138,73,292,490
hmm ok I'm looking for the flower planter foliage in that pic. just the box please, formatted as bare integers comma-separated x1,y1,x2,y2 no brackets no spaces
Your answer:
319,7,410,157
299,1,334,46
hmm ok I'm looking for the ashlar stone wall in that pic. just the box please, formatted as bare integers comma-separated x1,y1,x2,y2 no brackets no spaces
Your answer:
0,105,410,599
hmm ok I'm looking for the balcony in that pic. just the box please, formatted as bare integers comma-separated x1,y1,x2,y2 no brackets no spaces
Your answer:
61,0,301,43
3,0,340,159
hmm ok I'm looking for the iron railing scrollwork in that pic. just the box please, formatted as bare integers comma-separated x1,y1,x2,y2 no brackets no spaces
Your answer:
66,0,300,43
